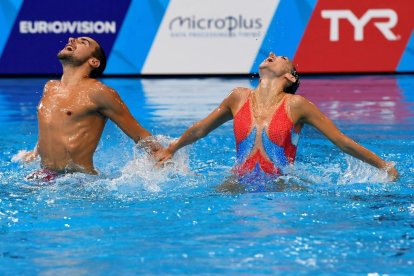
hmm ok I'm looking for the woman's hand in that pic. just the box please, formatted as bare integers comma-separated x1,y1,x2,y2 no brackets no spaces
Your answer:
154,145,175,168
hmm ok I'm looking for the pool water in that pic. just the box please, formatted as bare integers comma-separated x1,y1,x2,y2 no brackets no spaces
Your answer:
1,75,414,274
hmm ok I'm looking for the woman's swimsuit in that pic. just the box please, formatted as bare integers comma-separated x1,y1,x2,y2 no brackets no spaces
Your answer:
233,93,301,184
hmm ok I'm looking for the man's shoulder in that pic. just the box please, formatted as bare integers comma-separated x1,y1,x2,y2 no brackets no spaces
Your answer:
87,79,116,96
42,80,60,95
45,79,60,87
46,79,59,84
86,80,121,107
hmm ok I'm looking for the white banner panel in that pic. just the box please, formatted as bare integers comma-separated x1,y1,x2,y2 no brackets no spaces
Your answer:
142,0,280,74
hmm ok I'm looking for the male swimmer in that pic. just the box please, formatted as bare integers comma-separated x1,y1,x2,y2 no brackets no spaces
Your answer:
22,37,160,180
155,52,398,187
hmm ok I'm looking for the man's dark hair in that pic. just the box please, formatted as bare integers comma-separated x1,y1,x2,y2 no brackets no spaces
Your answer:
285,66,300,94
90,44,106,78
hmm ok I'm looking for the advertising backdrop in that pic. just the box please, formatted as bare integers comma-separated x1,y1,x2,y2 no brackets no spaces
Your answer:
0,0,413,75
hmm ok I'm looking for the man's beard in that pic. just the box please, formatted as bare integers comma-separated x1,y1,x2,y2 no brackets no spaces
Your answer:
57,51,85,66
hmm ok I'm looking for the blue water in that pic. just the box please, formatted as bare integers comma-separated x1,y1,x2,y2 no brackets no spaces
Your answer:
1,75,414,274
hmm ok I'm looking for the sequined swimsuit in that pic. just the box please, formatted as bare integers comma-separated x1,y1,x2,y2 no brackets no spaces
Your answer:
233,93,301,182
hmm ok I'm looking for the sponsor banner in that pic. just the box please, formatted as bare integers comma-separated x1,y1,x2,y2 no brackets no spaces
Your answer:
0,0,23,57
142,0,280,74
0,0,131,74
251,0,317,73
398,31,414,71
106,0,169,74
294,0,414,72
0,0,412,75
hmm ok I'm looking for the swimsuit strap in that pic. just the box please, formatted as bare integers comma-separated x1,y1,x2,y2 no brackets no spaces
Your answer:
233,90,254,145
270,94,288,120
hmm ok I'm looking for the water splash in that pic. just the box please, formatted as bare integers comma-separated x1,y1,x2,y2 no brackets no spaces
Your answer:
8,138,397,199
8,135,193,196
284,154,396,195
91,135,193,193
338,155,391,184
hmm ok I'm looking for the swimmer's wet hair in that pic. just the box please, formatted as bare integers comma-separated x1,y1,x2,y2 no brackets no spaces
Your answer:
90,43,107,78
285,66,300,94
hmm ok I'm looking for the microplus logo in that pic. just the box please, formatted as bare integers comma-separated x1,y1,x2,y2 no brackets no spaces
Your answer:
169,15,263,34
19,21,117,34
321,9,399,41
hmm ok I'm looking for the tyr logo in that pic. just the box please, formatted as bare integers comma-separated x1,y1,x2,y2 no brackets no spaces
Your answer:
321,9,399,41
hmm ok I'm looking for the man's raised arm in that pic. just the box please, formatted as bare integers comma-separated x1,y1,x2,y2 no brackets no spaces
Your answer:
93,84,161,154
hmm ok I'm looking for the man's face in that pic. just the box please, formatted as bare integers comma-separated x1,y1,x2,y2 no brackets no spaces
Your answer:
259,52,292,77
57,37,99,64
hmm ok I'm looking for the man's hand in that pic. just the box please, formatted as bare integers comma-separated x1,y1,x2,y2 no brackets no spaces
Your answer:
136,136,164,156
12,150,38,163
384,162,399,181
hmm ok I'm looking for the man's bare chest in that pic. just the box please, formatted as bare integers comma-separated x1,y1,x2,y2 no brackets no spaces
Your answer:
38,92,98,122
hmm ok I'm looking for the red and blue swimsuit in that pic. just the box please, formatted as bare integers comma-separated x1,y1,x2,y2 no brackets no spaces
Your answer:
233,94,301,183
